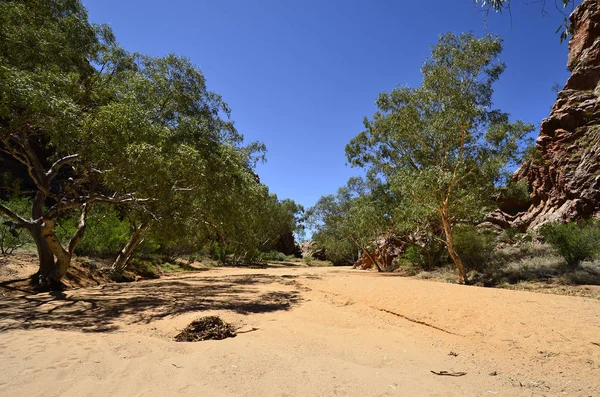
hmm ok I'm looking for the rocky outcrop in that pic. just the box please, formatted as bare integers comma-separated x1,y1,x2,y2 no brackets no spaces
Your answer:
274,232,301,257
488,0,600,230
299,241,328,261
352,236,404,272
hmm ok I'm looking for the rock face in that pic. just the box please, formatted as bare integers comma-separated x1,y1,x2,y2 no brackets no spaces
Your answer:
299,241,328,261
352,236,404,272
274,232,301,257
488,0,600,230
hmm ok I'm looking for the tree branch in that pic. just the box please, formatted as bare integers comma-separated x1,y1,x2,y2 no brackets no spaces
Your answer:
46,154,79,181
0,202,30,228
44,193,153,220
68,203,88,254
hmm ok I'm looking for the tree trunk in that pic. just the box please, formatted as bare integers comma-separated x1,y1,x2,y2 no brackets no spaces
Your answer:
31,204,88,288
441,214,468,285
112,223,149,272
40,218,74,280
31,224,61,287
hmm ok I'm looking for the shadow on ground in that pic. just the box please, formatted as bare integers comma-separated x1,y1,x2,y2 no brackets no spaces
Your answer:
0,274,301,333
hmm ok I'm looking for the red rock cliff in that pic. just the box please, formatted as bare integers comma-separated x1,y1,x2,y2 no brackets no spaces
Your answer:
488,0,600,230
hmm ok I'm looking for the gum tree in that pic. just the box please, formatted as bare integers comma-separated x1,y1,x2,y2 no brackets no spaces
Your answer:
346,33,533,283
307,177,392,270
0,0,264,285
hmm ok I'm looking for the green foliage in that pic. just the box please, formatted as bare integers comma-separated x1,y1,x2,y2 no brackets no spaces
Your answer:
397,246,424,274
453,225,497,273
345,32,532,281
54,206,129,258
475,0,575,42
0,0,302,275
539,220,600,268
303,256,313,265
501,179,530,203
499,227,520,243
127,258,160,279
400,239,449,271
496,179,531,215
0,197,32,254
262,251,288,262
307,177,392,269
523,144,544,164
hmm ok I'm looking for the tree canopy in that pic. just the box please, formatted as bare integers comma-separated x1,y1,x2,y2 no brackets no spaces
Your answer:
328,33,533,282
0,0,302,285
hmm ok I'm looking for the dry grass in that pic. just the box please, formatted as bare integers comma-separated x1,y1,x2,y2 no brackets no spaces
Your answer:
413,243,600,300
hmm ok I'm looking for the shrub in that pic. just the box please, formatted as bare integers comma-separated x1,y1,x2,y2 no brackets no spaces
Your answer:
128,258,160,279
303,256,313,265
397,246,422,275
496,179,531,215
261,251,287,262
499,227,519,243
453,225,496,272
539,220,600,268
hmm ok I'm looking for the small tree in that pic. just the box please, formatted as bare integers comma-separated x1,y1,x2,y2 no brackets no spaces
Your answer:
346,33,533,283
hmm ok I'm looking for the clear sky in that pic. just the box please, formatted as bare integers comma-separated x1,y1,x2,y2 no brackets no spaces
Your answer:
83,0,577,210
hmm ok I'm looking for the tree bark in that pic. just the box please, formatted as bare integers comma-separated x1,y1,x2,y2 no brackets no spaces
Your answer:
31,224,59,286
112,223,149,272
31,204,88,288
440,214,468,285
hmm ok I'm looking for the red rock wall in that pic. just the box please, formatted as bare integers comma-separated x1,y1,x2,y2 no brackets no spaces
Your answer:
487,0,600,230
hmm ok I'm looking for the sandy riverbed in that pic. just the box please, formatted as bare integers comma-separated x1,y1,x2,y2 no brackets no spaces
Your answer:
1,266,599,396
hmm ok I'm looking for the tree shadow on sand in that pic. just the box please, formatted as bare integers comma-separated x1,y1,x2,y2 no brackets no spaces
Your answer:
0,274,301,333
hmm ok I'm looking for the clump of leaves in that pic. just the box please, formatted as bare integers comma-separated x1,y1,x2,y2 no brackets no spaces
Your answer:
454,225,497,273
175,316,237,342
539,220,600,268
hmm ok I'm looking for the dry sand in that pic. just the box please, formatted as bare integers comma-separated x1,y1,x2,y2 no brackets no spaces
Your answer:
1,266,599,396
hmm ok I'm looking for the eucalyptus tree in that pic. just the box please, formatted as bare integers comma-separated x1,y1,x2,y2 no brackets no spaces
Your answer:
346,33,533,283
0,0,121,285
83,52,262,272
200,168,304,265
307,177,392,270
0,0,264,285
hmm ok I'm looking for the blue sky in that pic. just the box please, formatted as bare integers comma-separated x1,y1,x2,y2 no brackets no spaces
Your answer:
84,0,576,209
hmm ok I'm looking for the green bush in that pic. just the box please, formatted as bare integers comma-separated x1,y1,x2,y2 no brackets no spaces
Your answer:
399,239,448,271
0,197,32,255
397,246,422,275
453,225,496,272
128,258,160,279
499,227,519,243
539,220,600,268
262,251,287,262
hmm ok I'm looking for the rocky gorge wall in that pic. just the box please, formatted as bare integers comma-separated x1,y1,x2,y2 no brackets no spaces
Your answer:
487,0,600,231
